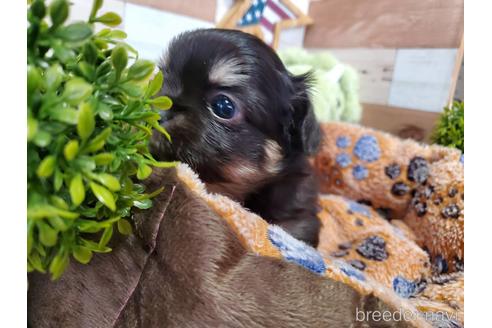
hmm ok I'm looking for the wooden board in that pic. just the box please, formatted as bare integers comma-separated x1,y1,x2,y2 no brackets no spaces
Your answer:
361,103,440,143
304,0,464,48
308,48,396,105
388,49,458,112
126,0,217,22
447,37,464,106
453,60,464,103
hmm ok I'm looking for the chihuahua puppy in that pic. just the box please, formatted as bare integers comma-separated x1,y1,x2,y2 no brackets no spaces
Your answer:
151,29,321,247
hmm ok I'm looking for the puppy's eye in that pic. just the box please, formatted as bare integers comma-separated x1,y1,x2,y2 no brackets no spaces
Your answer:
210,95,236,119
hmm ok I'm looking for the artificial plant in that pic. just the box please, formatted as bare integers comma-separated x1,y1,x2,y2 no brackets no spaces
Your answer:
431,101,464,152
27,0,173,279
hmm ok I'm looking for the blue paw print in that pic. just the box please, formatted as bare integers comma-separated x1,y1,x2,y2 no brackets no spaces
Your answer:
352,165,368,180
353,135,380,162
393,276,416,298
336,135,351,149
336,153,352,168
335,134,379,181
348,201,371,218
268,225,326,275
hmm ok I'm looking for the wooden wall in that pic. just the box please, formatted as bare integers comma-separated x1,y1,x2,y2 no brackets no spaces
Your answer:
126,0,218,21
305,0,464,141
304,0,463,48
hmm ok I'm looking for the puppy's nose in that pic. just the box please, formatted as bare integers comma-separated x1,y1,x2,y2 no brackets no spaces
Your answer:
159,109,181,122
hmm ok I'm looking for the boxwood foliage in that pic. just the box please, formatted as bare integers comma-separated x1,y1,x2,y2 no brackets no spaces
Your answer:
27,0,174,279
431,101,464,152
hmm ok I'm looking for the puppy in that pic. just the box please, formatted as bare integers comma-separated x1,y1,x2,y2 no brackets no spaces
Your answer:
151,29,322,247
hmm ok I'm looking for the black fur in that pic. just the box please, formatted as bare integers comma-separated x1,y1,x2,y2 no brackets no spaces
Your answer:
151,29,321,246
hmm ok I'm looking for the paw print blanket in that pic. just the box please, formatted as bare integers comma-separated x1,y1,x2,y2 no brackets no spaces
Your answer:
28,122,464,328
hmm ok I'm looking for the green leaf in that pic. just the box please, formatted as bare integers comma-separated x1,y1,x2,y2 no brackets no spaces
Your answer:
69,174,85,206
98,225,114,248
90,182,116,211
77,217,119,233
96,28,111,37
49,251,69,280
37,221,58,247
91,173,121,191
145,71,163,97
148,160,177,168
45,64,64,91
97,102,113,121
54,168,63,191
56,22,93,42
27,117,38,141
89,0,103,20
93,153,114,165
109,30,127,39
94,12,122,27
50,107,78,124
33,130,52,147
85,127,111,153
96,61,112,78
28,252,46,273
27,66,43,94
117,219,133,235
31,0,46,19
72,246,93,264
119,82,143,97
27,222,34,255
74,156,96,171
29,208,77,227
48,216,68,232
50,195,69,210
36,155,56,178
94,39,109,50
52,41,75,63
64,140,79,161
111,44,127,78
77,102,95,140
149,96,172,110
77,219,103,233
133,198,153,209
80,238,112,253
49,0,69,29
63,78,93,106
78,61,95,81
54,207,79,220
136,163,152,180
127,60,155,81
83,42,99,64
150,121,171,141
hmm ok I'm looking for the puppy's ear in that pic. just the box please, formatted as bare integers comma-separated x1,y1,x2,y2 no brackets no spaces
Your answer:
287,73,321,155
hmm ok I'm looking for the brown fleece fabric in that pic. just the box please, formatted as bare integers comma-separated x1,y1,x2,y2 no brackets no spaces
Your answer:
28,122,463,328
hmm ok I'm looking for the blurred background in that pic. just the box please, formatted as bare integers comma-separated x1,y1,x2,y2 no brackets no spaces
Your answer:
68,0,464,142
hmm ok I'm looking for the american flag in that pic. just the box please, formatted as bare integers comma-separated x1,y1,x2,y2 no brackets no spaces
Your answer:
238,0,295,45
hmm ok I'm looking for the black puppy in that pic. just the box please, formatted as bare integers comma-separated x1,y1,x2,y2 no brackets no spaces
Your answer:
151,29,322,247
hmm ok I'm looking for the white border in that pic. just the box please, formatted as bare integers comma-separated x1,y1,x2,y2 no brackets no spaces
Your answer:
464,1,492,326
0,0,26,325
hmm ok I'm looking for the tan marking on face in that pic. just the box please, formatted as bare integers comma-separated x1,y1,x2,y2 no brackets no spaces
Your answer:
205,142,282,202
264,139,283,174
209,57,248,86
